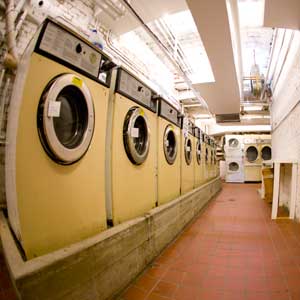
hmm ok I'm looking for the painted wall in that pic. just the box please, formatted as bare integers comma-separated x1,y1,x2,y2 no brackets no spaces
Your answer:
270,29,300,220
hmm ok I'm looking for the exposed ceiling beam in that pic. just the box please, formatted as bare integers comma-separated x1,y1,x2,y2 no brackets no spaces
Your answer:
264,0,300,29
186,0,241,115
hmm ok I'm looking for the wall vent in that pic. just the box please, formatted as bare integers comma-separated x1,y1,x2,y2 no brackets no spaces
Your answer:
216,114,240,123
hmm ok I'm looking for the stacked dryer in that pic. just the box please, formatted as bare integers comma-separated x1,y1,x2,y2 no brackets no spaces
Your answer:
225,135,244,183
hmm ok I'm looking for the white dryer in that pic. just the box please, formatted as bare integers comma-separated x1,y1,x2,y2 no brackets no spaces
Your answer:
225,158,244,183
224,135,243,157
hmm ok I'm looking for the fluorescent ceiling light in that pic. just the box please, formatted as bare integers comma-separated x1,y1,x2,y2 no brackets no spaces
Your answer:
238,0,265,28
162,10,215,84
242,115,270,119
243,105,262,111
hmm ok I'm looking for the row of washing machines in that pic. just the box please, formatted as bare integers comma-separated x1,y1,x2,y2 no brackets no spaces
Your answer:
225,134,272,183
4,18,219,259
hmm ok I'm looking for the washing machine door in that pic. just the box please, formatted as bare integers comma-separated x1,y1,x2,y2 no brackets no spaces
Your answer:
205,147,209,163
261,146,272,160
184,137,192,165
123,107,150,165
163,124,177,165
37,74,94,165
246,146,258,162
228,138,239,148
229,161,239,172
196,140,201,165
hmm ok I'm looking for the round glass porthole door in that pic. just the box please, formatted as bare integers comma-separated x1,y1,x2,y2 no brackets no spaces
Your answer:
196,140,201,165
205,148,209,163
261,146,272,160
37,74,94,165
229,162,239,172
184,137,192,165
123,107,150,165
163,125,177,165
246,146,258,162
228,138,239,148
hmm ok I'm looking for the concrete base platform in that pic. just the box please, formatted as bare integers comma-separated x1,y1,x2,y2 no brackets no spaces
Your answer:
0,177,221,300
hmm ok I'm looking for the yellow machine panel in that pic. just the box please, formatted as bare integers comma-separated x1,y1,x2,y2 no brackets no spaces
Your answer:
181,132,195,194
193,127,203,188
201,140,207,184
157,113,181,205
207,143,213,181
9,54,108,258
111,93,157,224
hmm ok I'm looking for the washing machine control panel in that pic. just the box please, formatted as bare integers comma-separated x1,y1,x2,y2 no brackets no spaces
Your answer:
38,21,101,79
194,127,201,139
159,100,180,127
187,119,194,135
116,69,156,112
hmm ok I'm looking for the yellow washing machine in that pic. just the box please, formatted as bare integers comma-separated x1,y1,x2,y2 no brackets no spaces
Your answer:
207,136,214,180
193,126,203,188
181,118,195,194
244,136,262,182
203,133,210,182
211,139,217,178
200,130,207,184
110,68,157,224
157,98,181,205
5,19,112,259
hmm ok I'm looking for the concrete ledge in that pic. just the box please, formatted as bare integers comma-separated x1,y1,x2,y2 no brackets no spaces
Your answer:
0,177,221,300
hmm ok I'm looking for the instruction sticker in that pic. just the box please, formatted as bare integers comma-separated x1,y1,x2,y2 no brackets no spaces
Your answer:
72,77,83,88
131,128,139,138
186,146,191,152
48,101,61,117
140,109,144,116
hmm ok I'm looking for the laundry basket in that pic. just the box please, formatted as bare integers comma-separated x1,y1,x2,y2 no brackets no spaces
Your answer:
261,163,274,203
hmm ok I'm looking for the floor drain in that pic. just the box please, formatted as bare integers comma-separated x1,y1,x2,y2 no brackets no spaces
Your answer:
228,198,235,202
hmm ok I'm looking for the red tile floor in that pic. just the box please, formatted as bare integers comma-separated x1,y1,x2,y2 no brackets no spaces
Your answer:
0,253,17,300
1,183,300,300
119,183,300,300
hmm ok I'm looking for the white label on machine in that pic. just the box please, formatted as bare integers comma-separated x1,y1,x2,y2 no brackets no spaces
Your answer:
197,150,201,154
165,140,169,147
48,101,61,117
131,128,139,138
187,146,191,151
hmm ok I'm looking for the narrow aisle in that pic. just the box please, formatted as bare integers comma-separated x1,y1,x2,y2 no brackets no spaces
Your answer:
120,183,300,300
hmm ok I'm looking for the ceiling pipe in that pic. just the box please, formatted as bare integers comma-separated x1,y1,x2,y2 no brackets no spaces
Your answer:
118,0,210,112
4,0,18,69
272,31,294,93
104,30,180,109
102,0,124,18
